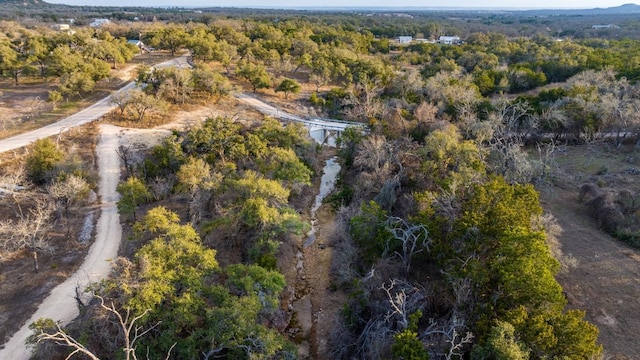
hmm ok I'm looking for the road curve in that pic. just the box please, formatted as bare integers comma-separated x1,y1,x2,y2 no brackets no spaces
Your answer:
0,124,123,359
0,54,190,359
234,93,363,132
0,54,190,154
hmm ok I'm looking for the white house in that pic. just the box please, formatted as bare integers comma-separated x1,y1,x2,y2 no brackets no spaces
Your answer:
51,24,70,31
592,24,618,29
438,36,461,45
397,36,413,44
127,39,148,54
90,18,110,28
127,39,144,47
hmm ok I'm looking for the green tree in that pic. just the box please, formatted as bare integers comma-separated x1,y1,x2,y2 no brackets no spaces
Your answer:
47,90,63,111
186,26,218,62
26,138,63,184
392,331,430,360
58,71,96,99
176,156,217,193
213,40,237,74
392,309,429,359
257,147,312,185
92,207,294,359
183,116,247,164
149,24,188,56
420,124,485,190
85,32,137,69
128,88,167,122
224,263,286,311
237,62,272,92
445,177,601,358
256,117,310,150
0,41,29,85
471,321,530,360
24,34,53,78
350,200,389,261
275,78,301,99
116,177,150,221
192,67,232,101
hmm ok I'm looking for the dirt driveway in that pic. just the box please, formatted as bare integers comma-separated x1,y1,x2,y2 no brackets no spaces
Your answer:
539,144,640,359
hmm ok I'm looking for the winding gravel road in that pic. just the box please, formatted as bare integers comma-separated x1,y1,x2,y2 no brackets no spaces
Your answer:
0,124,122,359
0,55,347,358
0,54,189,359
0,54,190,154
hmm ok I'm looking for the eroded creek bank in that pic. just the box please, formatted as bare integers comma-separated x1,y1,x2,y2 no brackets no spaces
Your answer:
286,147,348,359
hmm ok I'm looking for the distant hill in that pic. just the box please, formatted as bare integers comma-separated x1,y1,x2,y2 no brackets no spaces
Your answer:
0,0,58,8
591,3,640,14
0,0,46,5
516,3,640,16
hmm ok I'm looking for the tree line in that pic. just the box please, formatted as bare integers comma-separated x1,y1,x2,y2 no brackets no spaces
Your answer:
0,22,138,102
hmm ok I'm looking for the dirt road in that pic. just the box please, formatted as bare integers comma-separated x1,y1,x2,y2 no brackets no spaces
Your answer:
0,124,122,359
541,187,640,358
0,54,189,359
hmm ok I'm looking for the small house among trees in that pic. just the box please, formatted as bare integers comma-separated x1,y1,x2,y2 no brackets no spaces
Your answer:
397,36,413,44
51,24,70,31
592,24,617,29
89,18,110,27
438,35,461,44
127,39,147,54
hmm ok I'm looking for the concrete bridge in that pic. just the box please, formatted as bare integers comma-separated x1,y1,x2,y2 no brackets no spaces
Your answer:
309,127,340,146
235,93,365,145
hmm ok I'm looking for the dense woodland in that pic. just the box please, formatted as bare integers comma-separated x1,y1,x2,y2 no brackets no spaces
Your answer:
4,2,640,359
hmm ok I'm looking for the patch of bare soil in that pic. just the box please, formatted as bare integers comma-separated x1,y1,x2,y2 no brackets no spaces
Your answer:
0,124,100,346
539,144,640,359
105,94,265,131
302,203,349,359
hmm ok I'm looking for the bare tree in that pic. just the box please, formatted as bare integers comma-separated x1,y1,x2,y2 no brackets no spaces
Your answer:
422,312,474,360
423,70,480,116
0,166,30,218
353,135,393,173
116,144,134,177
385,217,431,274
97,298,160,360
110,90,132,116
48,175,90,233
534,213,578,272
492,98,539,142
343,78,385,121
309,72,329,92
32,320,100,360
1,198,54,270
381,280,428,330
149,176,174,201
32,296,166,360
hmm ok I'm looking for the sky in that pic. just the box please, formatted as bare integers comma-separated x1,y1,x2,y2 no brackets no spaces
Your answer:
44,0,634,10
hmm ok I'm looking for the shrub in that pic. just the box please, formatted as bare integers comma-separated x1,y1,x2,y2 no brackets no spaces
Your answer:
26,138,63,184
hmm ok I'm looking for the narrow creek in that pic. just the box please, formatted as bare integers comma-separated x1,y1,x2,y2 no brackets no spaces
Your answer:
292,147,341,358
304,156,341,247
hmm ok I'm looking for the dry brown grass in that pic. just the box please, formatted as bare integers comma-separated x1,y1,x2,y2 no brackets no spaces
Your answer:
0,123,100,345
